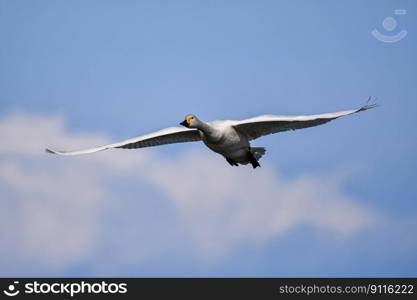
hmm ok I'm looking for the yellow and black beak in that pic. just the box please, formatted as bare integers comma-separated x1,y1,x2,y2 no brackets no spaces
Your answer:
180,116,192,128
180,120,189,127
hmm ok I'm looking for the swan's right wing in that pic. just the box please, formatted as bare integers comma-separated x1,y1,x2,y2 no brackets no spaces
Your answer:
46,127,201,156
232,101,377,141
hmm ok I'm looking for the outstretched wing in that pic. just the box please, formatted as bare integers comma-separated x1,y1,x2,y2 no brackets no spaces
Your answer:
233,101,377,141
46,126,201,156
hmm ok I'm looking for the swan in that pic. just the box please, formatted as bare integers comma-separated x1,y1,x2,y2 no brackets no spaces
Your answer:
46,100,377,168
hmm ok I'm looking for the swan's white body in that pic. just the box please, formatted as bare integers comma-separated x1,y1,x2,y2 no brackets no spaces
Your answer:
198,120,251,165
46,102,376,168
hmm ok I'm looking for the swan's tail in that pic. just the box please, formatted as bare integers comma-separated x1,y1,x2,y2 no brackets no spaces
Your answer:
250,147,266,160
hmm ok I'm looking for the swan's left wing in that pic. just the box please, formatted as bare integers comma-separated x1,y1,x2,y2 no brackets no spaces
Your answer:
46,126,200,156
232,102,377,141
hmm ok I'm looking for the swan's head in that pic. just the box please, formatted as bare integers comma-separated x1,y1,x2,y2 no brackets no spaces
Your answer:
180,114,198,128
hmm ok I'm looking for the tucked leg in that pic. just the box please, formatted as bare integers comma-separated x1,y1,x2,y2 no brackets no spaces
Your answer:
226,157,239,166
247,151,261,169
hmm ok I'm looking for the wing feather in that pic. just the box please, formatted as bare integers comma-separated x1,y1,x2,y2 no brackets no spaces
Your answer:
46,127,200,156
233,102,377,141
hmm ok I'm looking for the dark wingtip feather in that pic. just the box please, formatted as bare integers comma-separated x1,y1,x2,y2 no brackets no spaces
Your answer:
45,148,56,154
358,96,379,112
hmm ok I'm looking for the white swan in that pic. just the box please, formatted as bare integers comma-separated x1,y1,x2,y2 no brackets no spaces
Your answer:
46,101,377,168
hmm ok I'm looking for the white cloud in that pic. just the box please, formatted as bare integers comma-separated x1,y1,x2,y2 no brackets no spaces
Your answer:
146,152,375,258
0,160,100,268
0,111,377,274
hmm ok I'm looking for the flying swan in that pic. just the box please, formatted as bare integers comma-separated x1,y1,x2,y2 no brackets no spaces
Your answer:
46,100,377,168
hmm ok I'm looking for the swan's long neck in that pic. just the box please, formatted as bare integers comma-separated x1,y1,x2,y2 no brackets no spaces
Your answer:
196,120,215,135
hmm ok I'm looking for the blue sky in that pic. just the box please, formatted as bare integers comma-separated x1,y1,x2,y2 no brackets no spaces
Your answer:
0,0,416,277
